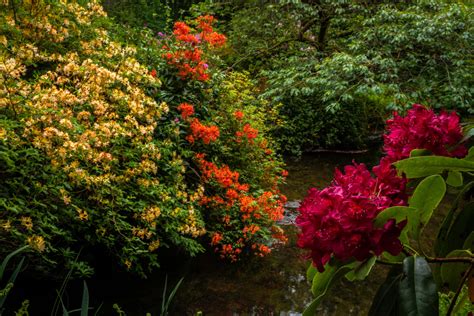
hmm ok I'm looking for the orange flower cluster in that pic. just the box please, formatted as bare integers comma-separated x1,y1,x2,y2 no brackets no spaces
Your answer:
234,110,244,120
186,118,220,144
252,244,271,257
196,15,227,47
195,154,287,260
177,102,195,119
165,16,226,81
236,123,259,144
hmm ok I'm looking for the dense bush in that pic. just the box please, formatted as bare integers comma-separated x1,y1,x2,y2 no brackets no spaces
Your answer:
0,1,286,277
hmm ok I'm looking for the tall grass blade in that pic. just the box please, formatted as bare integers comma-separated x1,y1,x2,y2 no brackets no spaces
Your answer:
0,246,29,280
0,257,25,308
80,281,89,316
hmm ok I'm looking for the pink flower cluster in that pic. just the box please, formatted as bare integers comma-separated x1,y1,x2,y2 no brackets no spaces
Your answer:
296,104,466,271
296,163,407,271
383,104,467,162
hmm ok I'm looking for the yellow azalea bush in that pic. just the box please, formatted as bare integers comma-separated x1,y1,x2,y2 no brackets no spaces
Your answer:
1,1,205,276
0,1,286,276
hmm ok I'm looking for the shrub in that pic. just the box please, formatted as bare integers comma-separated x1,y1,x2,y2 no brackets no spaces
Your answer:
0,1,286,277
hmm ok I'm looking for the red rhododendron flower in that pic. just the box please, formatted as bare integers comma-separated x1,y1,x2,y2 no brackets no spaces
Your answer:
296,162,407,272
296,104,467,272
383,104,467,162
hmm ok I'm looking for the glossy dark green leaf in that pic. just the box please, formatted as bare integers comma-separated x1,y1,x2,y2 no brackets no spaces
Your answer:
440,249,472,292
369,266,402,316
394,156,474,179
399,256,439,316
345,256,376,281
407,175,446,240
446,171,463,187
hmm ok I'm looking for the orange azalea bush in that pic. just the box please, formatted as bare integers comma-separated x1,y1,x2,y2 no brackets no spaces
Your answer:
0,1,286,276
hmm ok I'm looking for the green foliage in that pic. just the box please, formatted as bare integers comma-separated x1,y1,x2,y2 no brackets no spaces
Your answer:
194,0,474,154
439,286,473,316
102,0,172,31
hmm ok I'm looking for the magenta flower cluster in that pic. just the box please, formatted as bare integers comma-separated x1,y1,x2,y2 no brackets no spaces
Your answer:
296,104,466,272
383,104,467,162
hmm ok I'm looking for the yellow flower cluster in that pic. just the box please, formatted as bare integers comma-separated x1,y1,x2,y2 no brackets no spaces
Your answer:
1,0,206,265
177,206,206,238
27,235,45,252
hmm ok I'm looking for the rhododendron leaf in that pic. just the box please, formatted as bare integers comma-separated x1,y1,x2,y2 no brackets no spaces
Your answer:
440,249,472,292
399,256,439,316
382,251,405,263
409,149,431,157
394,156,474,179
374,206,415,227
408,175,446,240
306,263,317,283
369,266,402,316
446,171,463,187
462,232,474,250
345,256,376,281
302,297,320,316
465,147,474,161
309,263,353,310
460,130,474,146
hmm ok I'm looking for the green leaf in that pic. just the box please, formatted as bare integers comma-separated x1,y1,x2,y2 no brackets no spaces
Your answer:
302,297,320,316
440,250,472,292
81,281,89,316
407,175,446,240
446,171,463,187
0,257,25,309
374,206,415,227
345,256,376,281
304,262,353,314
394,156,474,179
410,149,431,157
462,231,474,251
369,266,402,316
399,256,439,316
0,246,29,280
306,263,317,283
